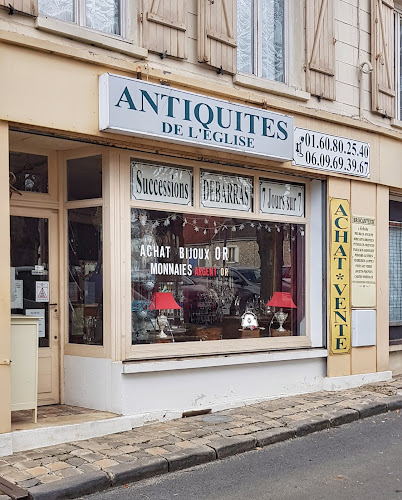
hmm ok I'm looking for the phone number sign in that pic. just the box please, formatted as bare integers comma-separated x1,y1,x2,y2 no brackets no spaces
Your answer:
293,127,370,178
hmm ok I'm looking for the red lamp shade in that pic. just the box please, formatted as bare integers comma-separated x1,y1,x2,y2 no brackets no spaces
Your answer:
149,292,182,310
266,292,297,309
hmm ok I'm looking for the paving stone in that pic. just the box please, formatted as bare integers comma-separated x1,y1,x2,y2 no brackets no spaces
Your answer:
27,466,49,477
65,457,85,466
92,459,119,469
290,416,330,437
384,395,402,411
47,462,71,472
35,473,61,484
56,468,83,479
348,401,388,419
328,408,360,427
16,477,40,488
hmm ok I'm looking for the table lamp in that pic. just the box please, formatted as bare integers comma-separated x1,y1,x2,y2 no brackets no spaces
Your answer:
266,292,296,332
149,292,182,338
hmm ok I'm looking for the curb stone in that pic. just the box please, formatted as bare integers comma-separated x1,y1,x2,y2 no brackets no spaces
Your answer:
167,446,216,472
328,408,360,427
348,401,388,419
27,471,110,500
291,416,330,437
385,395,402,411
253,428,295,447
207,436,257,459
105,457,168,487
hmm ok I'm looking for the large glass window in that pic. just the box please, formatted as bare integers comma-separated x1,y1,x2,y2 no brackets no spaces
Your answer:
237,0,285,82
67,155,102,201
39,0,121,36
68,207,103,345
389,201,402,343
131,209,305,344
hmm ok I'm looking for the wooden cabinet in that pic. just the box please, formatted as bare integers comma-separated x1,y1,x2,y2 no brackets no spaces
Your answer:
11,316,39,423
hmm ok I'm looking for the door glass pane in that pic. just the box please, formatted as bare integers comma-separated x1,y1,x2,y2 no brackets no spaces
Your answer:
67,155,102,201
68,207,103,345
237,0,254,75
9,152,48,194
38,0,74,22
85,0,121,35
10,216,50,348
261,0,285,82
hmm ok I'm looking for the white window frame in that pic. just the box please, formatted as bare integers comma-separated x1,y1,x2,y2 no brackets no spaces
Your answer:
237,0,289,84
38,0,128,40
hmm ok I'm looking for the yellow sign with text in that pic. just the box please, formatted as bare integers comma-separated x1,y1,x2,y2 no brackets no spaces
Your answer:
330,198,351,354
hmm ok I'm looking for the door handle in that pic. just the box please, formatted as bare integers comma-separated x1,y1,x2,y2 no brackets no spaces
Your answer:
49,303,58,306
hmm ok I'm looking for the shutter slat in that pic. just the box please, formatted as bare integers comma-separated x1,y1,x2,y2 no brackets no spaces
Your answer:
306,0,335,100
0,0,37,16
371,0,395,117
143,0,187,59
198,0,236,74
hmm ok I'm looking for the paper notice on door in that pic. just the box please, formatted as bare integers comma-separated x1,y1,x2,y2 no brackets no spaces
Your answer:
36,281,49,302
25,309,45,337
11,279,23,309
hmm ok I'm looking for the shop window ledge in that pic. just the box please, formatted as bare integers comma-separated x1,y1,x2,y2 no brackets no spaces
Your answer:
390,341,402,351
122,348,328,374
36,16,147,60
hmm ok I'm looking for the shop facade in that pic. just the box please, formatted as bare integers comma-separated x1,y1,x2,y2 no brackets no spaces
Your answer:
0,0,400,454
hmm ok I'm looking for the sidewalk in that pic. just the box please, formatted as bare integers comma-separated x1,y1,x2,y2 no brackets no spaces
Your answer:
1,376,401,500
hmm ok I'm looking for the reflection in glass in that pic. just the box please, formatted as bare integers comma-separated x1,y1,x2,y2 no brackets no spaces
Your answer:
67,156,102,201
10,216,50,348
9,152,48,194
131,209,305,344
68,207,103,345
261,0,285,82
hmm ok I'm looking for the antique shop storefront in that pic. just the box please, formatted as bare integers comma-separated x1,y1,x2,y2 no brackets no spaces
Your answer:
0,64,391,455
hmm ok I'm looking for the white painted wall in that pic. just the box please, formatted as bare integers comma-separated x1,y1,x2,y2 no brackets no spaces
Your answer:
64,352,326,420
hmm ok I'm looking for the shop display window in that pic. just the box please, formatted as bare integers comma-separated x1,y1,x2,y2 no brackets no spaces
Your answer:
131,209,305,344
9,152,48,194
68,207,103,345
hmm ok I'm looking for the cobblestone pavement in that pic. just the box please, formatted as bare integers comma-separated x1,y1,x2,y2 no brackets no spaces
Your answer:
0,376,401,497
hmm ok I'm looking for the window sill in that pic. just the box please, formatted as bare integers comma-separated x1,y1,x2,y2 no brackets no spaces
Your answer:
390,341,402,351
233,74,310,102
391,119,402,130
122,347,328,374
35,16,147,59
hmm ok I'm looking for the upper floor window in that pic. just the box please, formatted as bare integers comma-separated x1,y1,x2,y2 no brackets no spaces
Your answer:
237,0,285,82
38,0,121,36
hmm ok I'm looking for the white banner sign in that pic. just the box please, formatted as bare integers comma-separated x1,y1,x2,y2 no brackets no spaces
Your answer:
100,74,294,161
260,180,305,217
201,171,253,212
131,163,192,205
293,127,370,178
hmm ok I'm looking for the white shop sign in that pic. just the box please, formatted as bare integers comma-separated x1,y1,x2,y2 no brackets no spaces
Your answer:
99,73,294,161
260,180,305,217
25,309,45,338
293,127,370,178
201,171,252,212
131,163,193,206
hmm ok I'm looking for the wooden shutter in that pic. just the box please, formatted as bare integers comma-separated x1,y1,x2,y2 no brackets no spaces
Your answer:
198,0,237,74
306,0,335,100
0,0,37,16
142,0,187,59
371,0,395,117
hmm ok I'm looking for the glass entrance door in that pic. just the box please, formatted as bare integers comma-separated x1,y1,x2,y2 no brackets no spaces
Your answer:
10,210,59,405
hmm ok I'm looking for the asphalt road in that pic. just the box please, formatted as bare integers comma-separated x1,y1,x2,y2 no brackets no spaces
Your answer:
84,411,402,500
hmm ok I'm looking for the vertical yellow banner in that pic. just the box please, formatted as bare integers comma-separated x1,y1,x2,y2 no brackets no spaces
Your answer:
330,198,351,354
